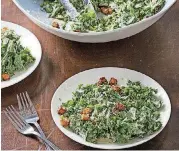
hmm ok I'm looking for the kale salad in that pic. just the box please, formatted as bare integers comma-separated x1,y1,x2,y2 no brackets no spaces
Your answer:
58,77,163,143
1,27,35,81
41,0,165,32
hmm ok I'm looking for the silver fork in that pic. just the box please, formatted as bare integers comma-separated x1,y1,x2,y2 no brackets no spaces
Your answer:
4,105,59,150
17,92,50,150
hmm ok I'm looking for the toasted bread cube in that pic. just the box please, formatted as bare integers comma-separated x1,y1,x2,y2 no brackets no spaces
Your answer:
109,77,118,85
115,103,125,111
81,114,90,121
60,117,70,127
58,106,66,115
100,6,113,15
111,85,121,92
97,77,108,85
2,74,10,81
81,108,92,114
52,21,60,28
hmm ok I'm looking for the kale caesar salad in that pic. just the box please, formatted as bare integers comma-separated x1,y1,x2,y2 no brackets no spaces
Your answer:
58,77,163,143
41,0,165,32
1,27,35,81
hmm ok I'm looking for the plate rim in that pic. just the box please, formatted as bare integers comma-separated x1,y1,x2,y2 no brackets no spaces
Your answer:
51,67,171,149
1,21,42,89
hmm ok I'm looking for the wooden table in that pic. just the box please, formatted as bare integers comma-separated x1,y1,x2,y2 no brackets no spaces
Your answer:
1,0,179,150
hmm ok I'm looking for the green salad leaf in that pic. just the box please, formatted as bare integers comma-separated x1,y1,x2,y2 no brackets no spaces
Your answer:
1,28,35,81
41,0,165,32
59,79,163,143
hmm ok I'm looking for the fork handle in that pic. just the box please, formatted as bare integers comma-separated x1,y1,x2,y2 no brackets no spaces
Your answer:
33,122,51,150
32,131,60,150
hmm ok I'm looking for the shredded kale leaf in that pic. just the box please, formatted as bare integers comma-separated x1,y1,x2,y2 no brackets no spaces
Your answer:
1,28,35,81
41,0,165,32
59,80,163,143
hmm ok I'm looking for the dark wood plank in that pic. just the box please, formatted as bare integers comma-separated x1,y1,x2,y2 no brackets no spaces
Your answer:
1,0,179,150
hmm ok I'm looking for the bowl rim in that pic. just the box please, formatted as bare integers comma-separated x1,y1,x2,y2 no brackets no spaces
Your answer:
13,0,176,36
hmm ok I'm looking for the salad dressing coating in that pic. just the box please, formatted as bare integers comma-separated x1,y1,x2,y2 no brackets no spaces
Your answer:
41,0,165,32
58,78,163,143
1,28,35,81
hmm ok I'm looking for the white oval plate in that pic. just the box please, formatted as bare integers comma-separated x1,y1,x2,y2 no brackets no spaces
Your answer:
1,21,42,89
51,67,171,149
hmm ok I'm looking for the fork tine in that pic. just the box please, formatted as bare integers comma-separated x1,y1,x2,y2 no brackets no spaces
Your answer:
25,91,37,114
5,108,21,130
19,93,26,111
22,92,30,109
17,94,23,111
8,106,24,127
10,105,28,126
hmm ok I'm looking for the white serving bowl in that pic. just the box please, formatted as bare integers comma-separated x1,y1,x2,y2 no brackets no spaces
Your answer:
13,0,176,43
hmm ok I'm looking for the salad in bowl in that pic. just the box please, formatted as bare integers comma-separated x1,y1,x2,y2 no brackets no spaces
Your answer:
41,0,166,32
13,0,176,42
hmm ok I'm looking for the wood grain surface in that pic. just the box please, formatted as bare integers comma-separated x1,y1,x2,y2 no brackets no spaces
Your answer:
1,0,179,150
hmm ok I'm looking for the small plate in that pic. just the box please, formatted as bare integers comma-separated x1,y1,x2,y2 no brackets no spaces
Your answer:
51,67,171,149
1,21,42,89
